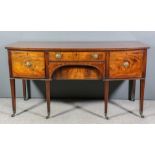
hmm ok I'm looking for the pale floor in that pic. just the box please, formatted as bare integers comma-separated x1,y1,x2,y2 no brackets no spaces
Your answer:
0,98,155,124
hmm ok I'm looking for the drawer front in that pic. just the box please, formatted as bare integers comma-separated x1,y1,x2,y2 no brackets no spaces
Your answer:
49,52,76,61
78,52,105,61
11,51,45,78
109,51,144,78
49,51,105,61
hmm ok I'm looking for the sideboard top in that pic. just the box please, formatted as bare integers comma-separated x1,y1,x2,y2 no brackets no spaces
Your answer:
5,41,149,51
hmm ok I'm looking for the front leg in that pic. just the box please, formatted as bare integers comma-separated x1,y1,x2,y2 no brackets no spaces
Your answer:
45,80,51,119
10,79,16,117
140,79,145,118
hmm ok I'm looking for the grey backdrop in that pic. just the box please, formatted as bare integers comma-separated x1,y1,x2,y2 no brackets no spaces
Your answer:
0,31,154,99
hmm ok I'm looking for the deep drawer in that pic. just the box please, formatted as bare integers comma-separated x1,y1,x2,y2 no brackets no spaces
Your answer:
109,51,144,78
10,51,45,78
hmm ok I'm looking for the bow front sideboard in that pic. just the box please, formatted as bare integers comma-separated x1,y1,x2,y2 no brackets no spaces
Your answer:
5,41,149,119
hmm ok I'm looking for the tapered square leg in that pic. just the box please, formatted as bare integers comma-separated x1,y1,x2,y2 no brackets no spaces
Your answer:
140,79,145,118
129,80,136,101
45,80,51,119
10,79,16,117
104,81,109,120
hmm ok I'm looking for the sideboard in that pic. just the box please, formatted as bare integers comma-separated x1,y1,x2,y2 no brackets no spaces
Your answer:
5,41,149,119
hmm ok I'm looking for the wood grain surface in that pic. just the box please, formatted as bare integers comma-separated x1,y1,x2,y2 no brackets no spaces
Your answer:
49,62,105,80
109,51,144,78
49,51,105,61
11,51,45,78
5,41,149,51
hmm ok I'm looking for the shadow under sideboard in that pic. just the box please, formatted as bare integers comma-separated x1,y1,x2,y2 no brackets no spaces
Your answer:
30,80,125,99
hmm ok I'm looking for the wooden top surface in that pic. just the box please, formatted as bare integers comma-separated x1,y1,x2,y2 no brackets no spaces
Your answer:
5,41,149,51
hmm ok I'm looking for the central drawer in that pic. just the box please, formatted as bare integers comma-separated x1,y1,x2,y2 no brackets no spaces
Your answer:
49,51,105,61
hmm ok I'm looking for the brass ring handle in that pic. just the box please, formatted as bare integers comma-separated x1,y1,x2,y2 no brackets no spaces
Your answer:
92,53,99,59
123,61,129,68
24,61,32,68
55,53,62,59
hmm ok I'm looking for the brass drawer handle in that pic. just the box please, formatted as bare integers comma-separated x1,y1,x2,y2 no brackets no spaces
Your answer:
123,61,129,68
55,53,62,59
92,53,99,59
24,61,32,68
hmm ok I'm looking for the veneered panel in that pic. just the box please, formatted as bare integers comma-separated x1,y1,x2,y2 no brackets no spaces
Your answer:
109,51,144,78
11,51,45,78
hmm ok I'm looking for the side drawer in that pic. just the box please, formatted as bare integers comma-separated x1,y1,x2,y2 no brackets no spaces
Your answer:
10,51,45,78
109,50,144,79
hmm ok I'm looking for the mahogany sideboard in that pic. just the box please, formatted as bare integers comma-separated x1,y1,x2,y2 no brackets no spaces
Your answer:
5,41,149,119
